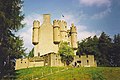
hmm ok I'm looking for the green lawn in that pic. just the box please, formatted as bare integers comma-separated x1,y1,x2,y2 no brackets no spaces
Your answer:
15,67,120,80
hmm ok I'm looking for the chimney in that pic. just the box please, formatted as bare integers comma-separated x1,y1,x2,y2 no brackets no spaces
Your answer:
43,14,50,23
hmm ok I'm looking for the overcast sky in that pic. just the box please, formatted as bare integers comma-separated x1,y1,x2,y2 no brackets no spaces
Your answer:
17,0,120,53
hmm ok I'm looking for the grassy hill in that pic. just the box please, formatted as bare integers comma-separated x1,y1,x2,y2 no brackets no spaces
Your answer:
15,67,120,80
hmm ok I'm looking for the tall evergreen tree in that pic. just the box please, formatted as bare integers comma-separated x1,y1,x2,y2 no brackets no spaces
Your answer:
77,36,99,55
0,0,25,78
77,36,101,66
111,34,120,66
77,32,119,66
98,32,112,66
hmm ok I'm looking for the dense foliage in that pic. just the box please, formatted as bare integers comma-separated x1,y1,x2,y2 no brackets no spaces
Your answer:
0,0,25,78
77,32,120,67
58,42,74,65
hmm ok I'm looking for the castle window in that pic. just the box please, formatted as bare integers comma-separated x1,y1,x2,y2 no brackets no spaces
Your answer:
87,60,89,62
25,62,26,63
87,60,89,65
38,53,40,56
77,61,81,63
21,62,22,63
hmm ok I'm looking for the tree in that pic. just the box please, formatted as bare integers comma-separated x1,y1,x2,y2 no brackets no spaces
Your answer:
77,31,120,67
58,42,74,66
98,32,112,66
28,48,34,58
0,0,25,78
111,34,120,66
77,32,113,66
77,36,99,55
77,36,101,65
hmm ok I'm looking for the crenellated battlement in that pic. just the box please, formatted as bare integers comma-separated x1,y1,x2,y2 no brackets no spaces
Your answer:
53,20,67,28
33,20,40,28
53,20,59,27
70,23,77,33
57,20,67,31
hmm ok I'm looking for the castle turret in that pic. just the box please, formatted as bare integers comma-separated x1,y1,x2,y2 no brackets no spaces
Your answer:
32,20,40,45
53,20,60,44
59,20,68,42
70,23,77,50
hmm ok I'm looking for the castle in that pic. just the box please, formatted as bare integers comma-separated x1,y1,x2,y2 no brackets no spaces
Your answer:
32,14,77,56
15,14,96,70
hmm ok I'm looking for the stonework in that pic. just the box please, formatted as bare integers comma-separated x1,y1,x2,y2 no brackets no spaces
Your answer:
15,53,64,70
32,14,77,56
15,14,97,70
15,58,44,70
74,55,97,67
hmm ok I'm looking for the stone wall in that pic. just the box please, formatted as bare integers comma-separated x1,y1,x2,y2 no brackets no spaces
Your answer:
74,55,97,67
15,57,44,70
15,54,97,70
15,53,64,70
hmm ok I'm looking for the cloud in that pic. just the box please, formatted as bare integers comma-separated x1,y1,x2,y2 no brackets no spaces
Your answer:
22,13,43,26
91,8,111,19
77,28,101,41
19,27,33,52
59,13,100,41
77,25,101,41
79,0,111,7
60,14,77,28
17,13,43,53
76,0,112,20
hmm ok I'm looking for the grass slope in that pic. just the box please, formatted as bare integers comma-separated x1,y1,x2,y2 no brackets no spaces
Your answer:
15,67,120,80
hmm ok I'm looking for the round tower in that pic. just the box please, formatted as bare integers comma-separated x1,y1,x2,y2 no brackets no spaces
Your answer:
32,20,40,45
64,21,68,41
53,20,60,44
59,20,68,42
70,23,77,50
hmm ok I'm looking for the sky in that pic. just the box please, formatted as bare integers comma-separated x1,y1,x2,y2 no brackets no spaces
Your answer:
17,0,120,53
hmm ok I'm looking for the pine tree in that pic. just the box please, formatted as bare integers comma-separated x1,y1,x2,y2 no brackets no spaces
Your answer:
0,0,25,78
112,34,120,66
98,32,112,66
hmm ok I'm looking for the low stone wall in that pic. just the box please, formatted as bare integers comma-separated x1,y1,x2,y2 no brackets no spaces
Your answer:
15,54,97,70
74,55,97,67
15,58,44,70
15,53,64,70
